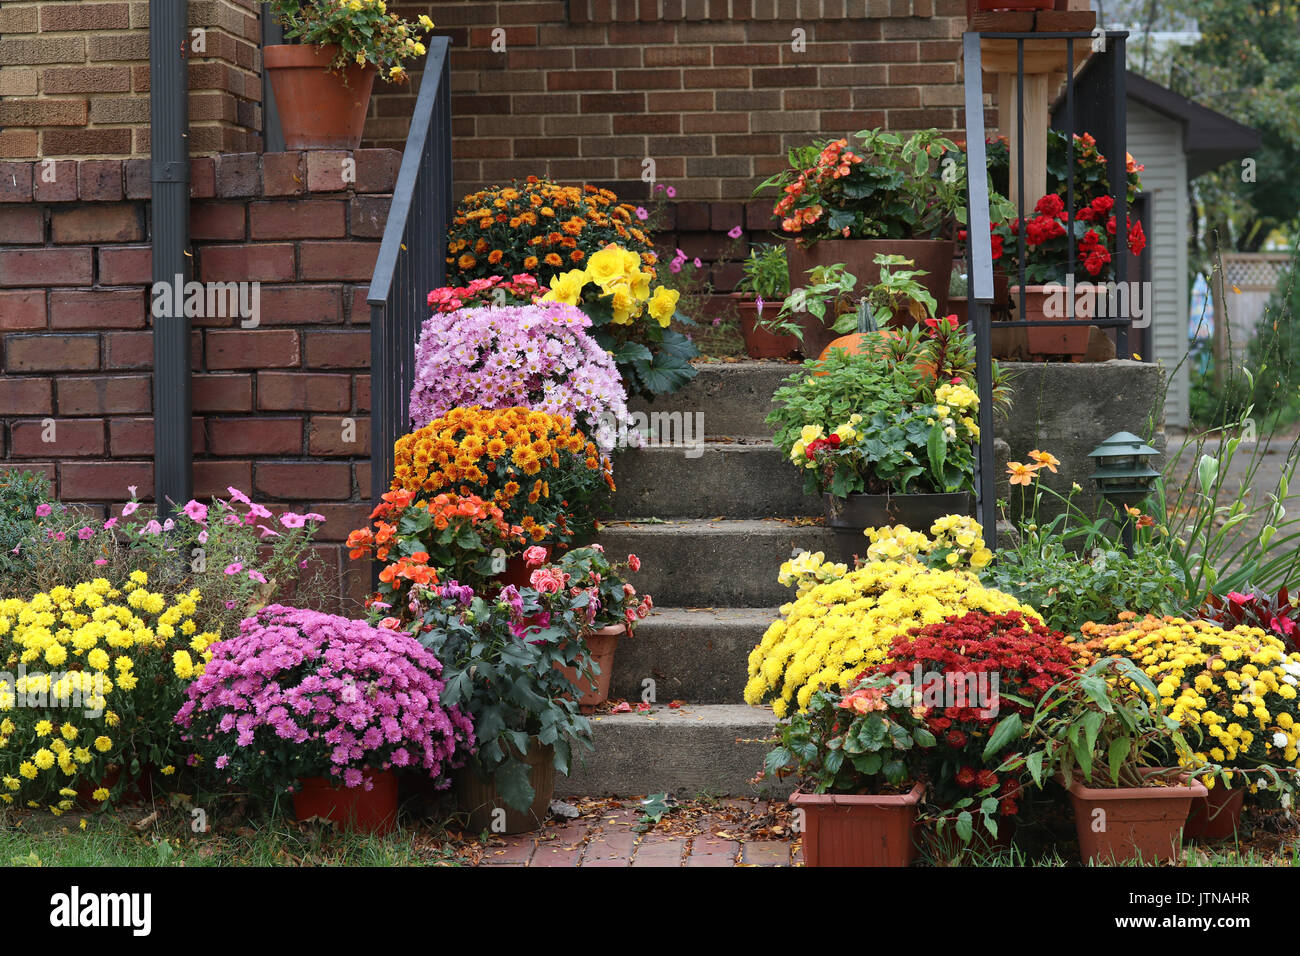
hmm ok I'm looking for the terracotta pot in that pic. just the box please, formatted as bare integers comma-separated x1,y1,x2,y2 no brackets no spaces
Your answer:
732,294,799,359
555,623,624,712
1184,783,1246,842
264,44,377,150
293,769,398,835
456,739,555,834
824,491,974,565
791,782,924,866
786,238,956,329
1011,284,1094,359
1065,774,1207,864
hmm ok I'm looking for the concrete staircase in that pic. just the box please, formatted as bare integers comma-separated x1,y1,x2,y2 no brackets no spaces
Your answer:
558,360,827,799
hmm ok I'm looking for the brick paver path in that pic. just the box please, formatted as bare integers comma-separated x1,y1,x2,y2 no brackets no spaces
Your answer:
477,798,802,867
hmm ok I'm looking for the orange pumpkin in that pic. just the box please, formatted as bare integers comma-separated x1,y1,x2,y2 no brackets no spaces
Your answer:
816,307,937,379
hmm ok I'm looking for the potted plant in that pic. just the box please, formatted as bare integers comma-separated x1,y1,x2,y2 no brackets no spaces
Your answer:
409,580,595,833
984,132,1146,359
533,544,653,712
758,129,963,319
1015,656,1207,864
1080,614,1300,842
175,605,472,834
733,244,796,358
767,343,981,563
264,1,436,150
763,673,937,866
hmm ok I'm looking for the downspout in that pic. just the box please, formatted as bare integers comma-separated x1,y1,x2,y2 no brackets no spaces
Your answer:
149,0,192,515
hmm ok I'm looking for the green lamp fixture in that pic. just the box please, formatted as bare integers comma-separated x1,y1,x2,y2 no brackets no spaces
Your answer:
1087,431,1162,504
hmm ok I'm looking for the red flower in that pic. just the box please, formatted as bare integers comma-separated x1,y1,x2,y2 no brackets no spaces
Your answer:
945,729,968,748
976,769,998,789
955,766,977,787
1035,193,1065,218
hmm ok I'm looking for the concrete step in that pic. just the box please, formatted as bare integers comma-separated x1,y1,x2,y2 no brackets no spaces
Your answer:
607,441,820,519
627,360,794,439
596,517,831,607
555,703,782,798
611,607,776,705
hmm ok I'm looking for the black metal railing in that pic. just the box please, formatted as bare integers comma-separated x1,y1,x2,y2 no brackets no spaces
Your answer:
962,29,1140,541
367,37,452,514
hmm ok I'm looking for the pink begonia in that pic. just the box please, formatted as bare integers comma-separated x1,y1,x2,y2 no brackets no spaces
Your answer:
35,503,52,518
175,605,472,790
182,499,208,523
529,567,569,594
408,300,630,454
122,501,139,518
523,545,549,567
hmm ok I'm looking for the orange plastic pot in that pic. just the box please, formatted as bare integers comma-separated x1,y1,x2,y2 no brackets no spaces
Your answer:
1065,774,1206,864
264,44,377,150
1184,783,1246,842
293,770,398,835
1011,284,1093,359
791,782,924,867
555,623,624,712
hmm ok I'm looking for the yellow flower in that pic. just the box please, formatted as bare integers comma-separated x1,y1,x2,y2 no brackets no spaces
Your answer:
33,748,55,770
540,268,588,307
93,736,112,753
418,14,435,29
92,788,109,802
647,286,680,328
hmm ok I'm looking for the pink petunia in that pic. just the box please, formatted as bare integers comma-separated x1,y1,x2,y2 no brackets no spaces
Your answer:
224,562,243,575
257,525,280,538
139,520,162,536
249,503,272,519
121,501,139,518
77,526,95,541
94,558,108,566
665,185,676,198
728,225,743,239
182,499,208,524
635,206,649,221
103,517,117,531
35,503,52,518
279,512,307,529
227,487,251,505
247,570,267,585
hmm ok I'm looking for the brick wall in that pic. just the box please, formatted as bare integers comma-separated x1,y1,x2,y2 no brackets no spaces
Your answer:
0,150,400,611
366,0,975,288
0,0,262,157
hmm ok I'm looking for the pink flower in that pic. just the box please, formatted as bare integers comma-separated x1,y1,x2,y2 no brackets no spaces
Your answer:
224,562,243,575
529,567,568,593
139,520,162,536
249,503,272,519
77,526,95,541
756,295,765,316
279,512,307,529
257,525,281,538
1227,592,1252,605
627,553,641,573
53,531,66,542
197,530,208,544
693,257,702,268
303,513,326,523
94,558,108,566
665,185,676,198
34,503,52,518
247,570,267,584
122,501,139,518
379,617,402,630
127,485,137,497
523,545,549,567
728,225,743,239
635,206,648,221
182,499,208,523
227,487,251,505
103,517,117,531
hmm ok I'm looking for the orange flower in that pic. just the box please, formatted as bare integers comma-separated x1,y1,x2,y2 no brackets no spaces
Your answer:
544,253,563,267
1007,462,1037,486
1028,450,1060,473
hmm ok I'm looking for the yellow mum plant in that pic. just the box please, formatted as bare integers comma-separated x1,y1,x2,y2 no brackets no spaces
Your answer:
0,573,217,810
863,514,993,571
1079,614,1300,788
745,556,1039,716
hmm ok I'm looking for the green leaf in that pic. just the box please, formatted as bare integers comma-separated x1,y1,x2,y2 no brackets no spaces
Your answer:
492,759,536,813
1107,737,1132,784
955,811,973,843
982,713,1024,760
1025,749,1045,787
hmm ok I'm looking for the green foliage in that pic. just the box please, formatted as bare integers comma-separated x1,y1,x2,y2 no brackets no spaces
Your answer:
270,0,435,77
763,674,936,795
736,243,790,301
0,469,53,581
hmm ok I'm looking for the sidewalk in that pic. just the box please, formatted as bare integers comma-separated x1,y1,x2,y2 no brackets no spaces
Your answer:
475,797,801,867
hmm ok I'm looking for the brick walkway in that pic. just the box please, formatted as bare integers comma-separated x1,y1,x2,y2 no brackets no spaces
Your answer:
477,798,802,867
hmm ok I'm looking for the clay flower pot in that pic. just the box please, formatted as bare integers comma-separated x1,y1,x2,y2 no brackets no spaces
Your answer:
791,782,925,867
456,739,555,834
1184,782,1246,842
293,769,398,835
264,44,377,150
556,622,625,712
732,293,798,359
1010,284,1093,360
1064,773,1207,864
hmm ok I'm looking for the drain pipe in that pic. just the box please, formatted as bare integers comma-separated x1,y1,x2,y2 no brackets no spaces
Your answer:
149,0,192,514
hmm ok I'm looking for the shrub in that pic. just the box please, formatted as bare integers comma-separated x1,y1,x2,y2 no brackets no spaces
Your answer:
0,469,53,582
408,300,630,454
744,556,1038,716
447,178,654,288
390,406,612,545
0,572,218,811
176,605,472,796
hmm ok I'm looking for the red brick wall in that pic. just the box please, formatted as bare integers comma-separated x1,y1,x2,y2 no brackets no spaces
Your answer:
367,0,972,288
0,151,399,611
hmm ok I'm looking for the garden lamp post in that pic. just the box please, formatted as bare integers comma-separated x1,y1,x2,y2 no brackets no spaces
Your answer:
1088,430,1162,555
